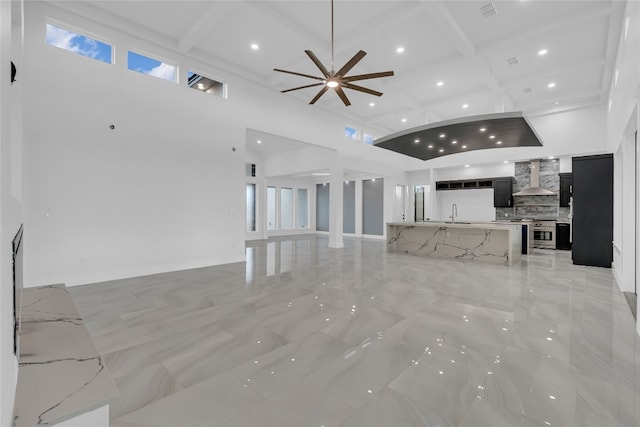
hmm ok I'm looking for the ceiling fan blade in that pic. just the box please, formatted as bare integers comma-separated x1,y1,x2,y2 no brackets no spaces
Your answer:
343,71,394,82
309,86,330,104
305,50,330,77
281,82,325,93
334,86,352,106
343,82,383,97
335,50,367,77
273,68,325,81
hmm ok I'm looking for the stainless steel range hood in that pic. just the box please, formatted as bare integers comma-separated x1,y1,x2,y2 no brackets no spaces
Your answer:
513,159,556,196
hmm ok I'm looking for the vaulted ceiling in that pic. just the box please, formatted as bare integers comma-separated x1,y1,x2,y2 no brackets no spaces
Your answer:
53,0,625,138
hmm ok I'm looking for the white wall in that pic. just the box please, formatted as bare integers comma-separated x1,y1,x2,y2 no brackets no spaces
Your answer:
22,2,408,287
435,189,495,222
1,1,22,425
606,0,640,335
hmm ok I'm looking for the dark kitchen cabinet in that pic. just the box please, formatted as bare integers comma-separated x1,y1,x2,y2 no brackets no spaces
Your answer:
493,177,514,207
556,222,571,250
572,154,613,267
559,173,573,207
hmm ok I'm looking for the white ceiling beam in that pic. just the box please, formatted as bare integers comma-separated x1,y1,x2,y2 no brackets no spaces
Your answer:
425,1,476,59
599,0,626,102
45,0,177,49
177,2,232,53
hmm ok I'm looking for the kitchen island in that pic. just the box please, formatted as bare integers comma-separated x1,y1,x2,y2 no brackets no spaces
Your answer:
387,221,522,265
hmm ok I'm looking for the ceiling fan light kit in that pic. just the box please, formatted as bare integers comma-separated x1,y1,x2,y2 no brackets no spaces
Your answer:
274,0,394,106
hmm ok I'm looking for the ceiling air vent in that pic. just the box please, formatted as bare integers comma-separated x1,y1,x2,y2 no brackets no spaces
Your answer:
480,2,497,18
507,56,519,65
523,87,533,94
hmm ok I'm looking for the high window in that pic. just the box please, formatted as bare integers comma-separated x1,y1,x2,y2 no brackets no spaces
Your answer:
46,23,112,64
127,51,176,82
188,71,225,97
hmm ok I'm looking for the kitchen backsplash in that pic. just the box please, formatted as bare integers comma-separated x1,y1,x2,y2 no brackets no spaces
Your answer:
495,159,571,220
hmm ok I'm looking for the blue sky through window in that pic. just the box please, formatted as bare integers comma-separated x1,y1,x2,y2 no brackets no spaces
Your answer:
128,51,175,82
46,23,112,63
345,126,358,139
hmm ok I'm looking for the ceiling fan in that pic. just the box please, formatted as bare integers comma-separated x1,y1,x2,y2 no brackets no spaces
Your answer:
273,0,394,106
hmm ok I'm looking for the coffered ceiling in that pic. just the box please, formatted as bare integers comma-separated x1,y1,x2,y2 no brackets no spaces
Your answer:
52,0,625,138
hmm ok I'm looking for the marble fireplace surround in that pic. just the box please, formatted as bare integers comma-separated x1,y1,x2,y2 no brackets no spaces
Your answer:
13,284,118,426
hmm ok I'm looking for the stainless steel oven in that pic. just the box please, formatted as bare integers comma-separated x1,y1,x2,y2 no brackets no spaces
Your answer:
533,220,556,249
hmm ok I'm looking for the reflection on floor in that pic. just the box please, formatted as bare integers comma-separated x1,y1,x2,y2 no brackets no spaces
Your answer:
69,235,640,427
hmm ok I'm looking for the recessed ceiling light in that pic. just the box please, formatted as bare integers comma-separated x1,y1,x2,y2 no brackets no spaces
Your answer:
480,127,486,132
548,156,555,159
451,140,457,144
538,48,548,56
489,135,495,139
396,47,405,53
427,144,433,149
439,149,444,153
465,164,470,168
414,138,420,143
503,160,509,164
401,118,407,123
257,140,262,144
439,133,446,138
251,43,260,50
547,82,556,88
369,102,375,107
462,104,469,109
554,101,559,105
312,172,330,176
372,178,376,182
436,81,444,87
462,145,467,149
496,140,502,145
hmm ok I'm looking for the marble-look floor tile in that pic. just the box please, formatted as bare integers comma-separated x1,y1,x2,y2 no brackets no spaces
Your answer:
321,305,404,347
340,387,455,427
65,235,640,427
221,380,353,427
115,371,263,427
162,327,287,388
109,363,181,420
230,332,347,398
306,338,422,410
387,342,490,424
104,326,233,380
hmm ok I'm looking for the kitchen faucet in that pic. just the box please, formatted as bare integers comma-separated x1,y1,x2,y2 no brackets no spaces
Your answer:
450,203,457,224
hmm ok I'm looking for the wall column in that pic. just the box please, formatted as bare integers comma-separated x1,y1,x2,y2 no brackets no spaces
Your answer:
328,154,344,248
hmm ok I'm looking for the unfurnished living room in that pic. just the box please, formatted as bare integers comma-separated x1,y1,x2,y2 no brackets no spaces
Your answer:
2,1,640,426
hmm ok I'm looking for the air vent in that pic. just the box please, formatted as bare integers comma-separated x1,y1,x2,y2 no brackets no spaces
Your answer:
480,2,497,18
507,57,519,65
523,88,533,94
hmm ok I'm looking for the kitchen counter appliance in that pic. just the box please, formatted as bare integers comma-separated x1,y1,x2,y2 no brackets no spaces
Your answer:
533,220,556,249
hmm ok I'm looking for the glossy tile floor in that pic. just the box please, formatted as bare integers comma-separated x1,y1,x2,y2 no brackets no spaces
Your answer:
68,235,640,427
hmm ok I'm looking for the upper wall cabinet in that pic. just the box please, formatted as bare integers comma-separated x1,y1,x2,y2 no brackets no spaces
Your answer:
493,177,514,207
559,173,573,207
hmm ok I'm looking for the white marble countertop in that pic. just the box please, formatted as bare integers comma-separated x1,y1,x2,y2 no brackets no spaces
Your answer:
13,284,118,426
387,221,520,230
